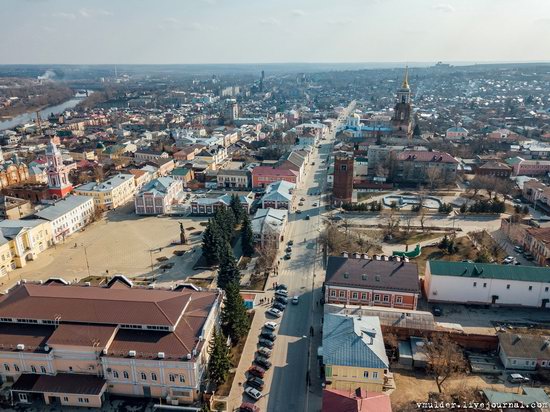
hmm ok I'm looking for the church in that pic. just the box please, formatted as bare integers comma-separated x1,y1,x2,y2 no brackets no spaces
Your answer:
344,67,415,140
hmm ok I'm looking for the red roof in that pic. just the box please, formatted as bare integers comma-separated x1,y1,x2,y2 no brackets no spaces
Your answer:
12,373,106,396
396,150,458,164
252,166,298,177
322,389,392,412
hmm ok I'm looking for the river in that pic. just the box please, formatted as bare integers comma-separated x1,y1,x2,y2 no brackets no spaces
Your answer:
0,90,92,131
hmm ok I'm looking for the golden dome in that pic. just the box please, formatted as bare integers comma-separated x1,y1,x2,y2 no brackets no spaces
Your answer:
401,66,410,89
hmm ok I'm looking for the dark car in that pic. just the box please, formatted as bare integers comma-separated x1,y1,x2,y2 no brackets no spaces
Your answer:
239,402,260,412
275,289,288,297
432,306,443,317
254,356,272,369
276,296,288,304
305,215,310,220
287,240,293,246
257,347,272,358
276,284,288,291
260,332,277,342
285,246,292,253
284,253,291,260
247,365,266,378
246,376,265,391
272,302,286,311
258,338,274,349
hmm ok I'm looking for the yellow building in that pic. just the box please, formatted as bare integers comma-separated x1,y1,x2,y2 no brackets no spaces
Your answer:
322,313,391,392
0,219,53,274
0,278,222,408
74,174,136,210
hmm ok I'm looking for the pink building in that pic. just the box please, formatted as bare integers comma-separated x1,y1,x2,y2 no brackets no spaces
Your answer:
0,277,221,408
511,157,550,176
251,166,299,188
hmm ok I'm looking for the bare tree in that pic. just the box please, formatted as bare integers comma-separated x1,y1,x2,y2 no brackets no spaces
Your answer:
425,334,467,393
419,209,427,232
426,166,443,190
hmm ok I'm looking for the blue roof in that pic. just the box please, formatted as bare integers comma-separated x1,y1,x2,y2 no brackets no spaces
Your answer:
322,314,388,369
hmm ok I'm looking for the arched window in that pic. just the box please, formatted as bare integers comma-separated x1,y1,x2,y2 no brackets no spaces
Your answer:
31,365,36,373
113,371,119,378
123,371,129,379
179,375,185,383
3,364,9,372
169,374,175,382
151,373,157,381
140,372,147,380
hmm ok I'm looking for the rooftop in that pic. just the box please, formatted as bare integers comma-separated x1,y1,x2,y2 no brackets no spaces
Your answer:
35,195,92,221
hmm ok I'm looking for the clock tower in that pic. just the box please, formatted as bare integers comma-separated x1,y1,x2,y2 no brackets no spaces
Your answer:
392,67,414,138
46,139,73,199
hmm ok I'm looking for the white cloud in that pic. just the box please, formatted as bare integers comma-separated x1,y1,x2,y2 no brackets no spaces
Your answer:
432,3,455,13
52,12,76,20
79,8,113,18
259,17,281,26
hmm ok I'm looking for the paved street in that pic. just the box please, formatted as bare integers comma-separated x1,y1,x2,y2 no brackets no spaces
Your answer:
229,106,353,411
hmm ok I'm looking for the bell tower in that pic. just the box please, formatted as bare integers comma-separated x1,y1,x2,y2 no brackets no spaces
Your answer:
46,139,73,199
392,66,413,138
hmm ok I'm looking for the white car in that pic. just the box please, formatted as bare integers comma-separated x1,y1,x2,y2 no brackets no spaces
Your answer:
267,308,282,318
502,256,515,264
244,386,262,400
264,321,278,331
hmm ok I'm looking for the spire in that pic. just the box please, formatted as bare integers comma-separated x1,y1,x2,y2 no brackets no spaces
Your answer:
401,66,410,90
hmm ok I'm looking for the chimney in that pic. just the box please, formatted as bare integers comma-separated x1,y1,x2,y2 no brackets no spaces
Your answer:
382,255,389,261
353,252,361,259
374,255,381,261
362,253,369,260
404,257,409,263
342,251,349,258
395,256,401,262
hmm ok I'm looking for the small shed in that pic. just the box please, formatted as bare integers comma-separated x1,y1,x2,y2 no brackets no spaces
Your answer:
398,340,413,368
240,293,257,310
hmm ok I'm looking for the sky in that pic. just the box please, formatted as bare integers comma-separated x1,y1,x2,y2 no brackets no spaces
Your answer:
1,0,550,64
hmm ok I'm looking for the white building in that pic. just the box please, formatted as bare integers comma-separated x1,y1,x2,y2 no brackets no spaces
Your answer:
425,260,550,308
251,208,288,248
134,177,183,215
445,124,469,140
35,195,95,243
74,174,136,210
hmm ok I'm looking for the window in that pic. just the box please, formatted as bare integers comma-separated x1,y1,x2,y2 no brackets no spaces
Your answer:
372,371,379,379
40,366,46,374
546,287,549,292
529,286,533,291
179,375,185,383
169,374,176,382
63,397,68,402
396,296,403,304
123,371,129,379
341,165,347,171
339,291,345,298
14,364,19,372
330,290,336,297
4,364,9,372
507,284,510,290
361,293,367,300
483,283,487,288
113,371,119,378
363,371,369,378
374,294,380,301
383,295,389,302
140,372,147,380
473,282,477,287
151,373,157,381
352,292,358,299
31,365,36,373
512,360,517,365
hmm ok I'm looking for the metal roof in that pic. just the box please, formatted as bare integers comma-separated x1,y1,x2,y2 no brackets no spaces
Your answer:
35,195,92,221
321,314,388,369
429,260,550,283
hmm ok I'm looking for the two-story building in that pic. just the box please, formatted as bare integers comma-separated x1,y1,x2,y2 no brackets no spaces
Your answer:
0,278,222,408
324,254,420,310
134,177,183,215
498,333,550,371
216,169,250,189
251,166,299,188
190,192,253,215
0,219,53,270
394,150,459,185
34,195,95,243
321,314,390,393
524,227,550,267
261,180,295,210
250,208,288,248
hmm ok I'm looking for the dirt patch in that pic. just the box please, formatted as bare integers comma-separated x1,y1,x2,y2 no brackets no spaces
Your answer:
413,236,478,276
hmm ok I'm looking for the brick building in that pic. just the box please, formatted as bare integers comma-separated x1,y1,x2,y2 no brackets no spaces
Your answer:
333,152,354,204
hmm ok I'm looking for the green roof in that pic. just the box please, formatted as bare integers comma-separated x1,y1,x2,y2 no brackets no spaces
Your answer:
428,260,550,283
171,167,191,176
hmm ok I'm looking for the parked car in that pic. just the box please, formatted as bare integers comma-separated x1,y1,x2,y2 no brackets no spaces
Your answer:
287,240,294,246
508,373,530,383
305,215,310,220
523,252,535,260
246,376,265,391
257,347,272,358
239,402,260,412
272,302,286,311
432,306,443,317
266,308,282,318
514,245,524,253
275,289,288,297
258,338,274,349
311,162,315,165
264,321,278,331
260,332,277,341
276,284,288,291
298,202,304,206
285,246,292,253
292,296,299,305
275,296,288,305
502,256,515,264
284,253,291,260
254,356,272,369
296,210,302,214
300,197,305,201
247,365,266,378
244,386,262,401
312,203,317,207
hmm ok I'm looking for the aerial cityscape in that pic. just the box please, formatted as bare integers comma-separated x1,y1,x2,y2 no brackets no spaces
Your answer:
1,1,550,412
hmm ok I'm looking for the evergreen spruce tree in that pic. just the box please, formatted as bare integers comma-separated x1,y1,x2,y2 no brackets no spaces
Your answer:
207,328,231,387
241,213,255,257
413,123,421,137
217,243,241,290
229,194,244,225
202,219,224,266
214,207,235,243
221,281,250,344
